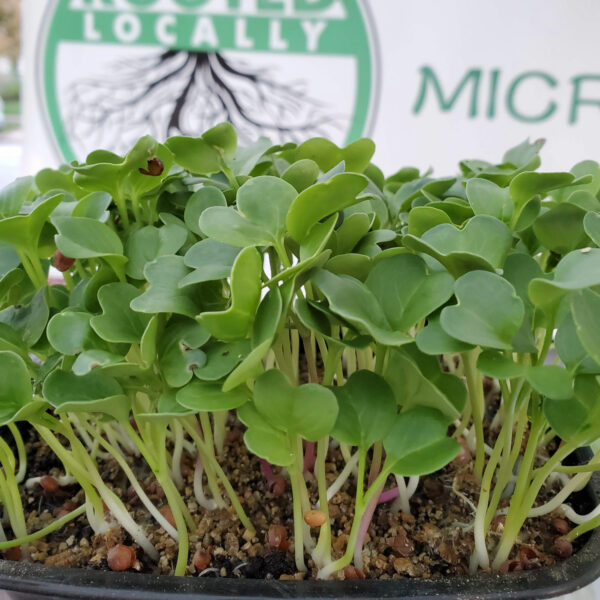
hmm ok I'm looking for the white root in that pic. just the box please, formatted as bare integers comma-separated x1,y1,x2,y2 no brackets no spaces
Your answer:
85,500,111,535
25,474,77,489
193,456,218,511
391,475,419,514
316,452,359,509
560,502,600,525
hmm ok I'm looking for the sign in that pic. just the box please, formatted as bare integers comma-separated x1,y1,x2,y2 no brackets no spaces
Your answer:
23,0,600,174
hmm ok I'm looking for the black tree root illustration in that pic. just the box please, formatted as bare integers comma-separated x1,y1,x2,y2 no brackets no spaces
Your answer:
65,50,345,155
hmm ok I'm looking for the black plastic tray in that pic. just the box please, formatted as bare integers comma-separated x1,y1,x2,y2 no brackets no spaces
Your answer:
2,455,599,600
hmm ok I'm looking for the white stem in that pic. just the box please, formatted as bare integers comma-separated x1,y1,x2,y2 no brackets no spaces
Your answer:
104,441,179,540
194,456,217,511
339,443,358,476
85,501,111,535
73,418,110,460
490,406,504,430
525,472,591,518
100,486,159,560
316,451,359,509
112,423,140,456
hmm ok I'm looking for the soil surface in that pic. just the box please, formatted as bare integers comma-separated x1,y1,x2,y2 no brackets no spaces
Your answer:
0,414,591,580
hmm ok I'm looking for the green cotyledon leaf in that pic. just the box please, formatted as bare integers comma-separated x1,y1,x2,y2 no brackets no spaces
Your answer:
199,247,262,341
331,371,397,448
529,248,600,312
253,369,338,441
130,255,202,317
199,176,297,248
402,215,513,278
383,406,460,476
0,351,34,426
90,283,152,344
311,268,411,347
286,173,368,242
43,369,130,422
440,271,524,350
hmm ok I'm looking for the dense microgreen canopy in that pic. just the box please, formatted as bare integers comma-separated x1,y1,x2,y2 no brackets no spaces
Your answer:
0,128,599,580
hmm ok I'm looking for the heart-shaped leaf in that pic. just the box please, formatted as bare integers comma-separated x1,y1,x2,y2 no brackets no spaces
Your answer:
181,239,241,287
293,297,371,349
131,255,202,317
383,406,460,476
331,370,397,448
72,191,112,220
253,369,338,441
199,247,262,341
124,224,187,280
268,216,336,285
331,213,372,255
177,381,249,412
510,171,577,210
407,205,452,236
91,283,152,343
72,349,126,375
53,215,126,279
158,317,211,388
74,136,173,201
47,311,99,355
281,159,320,192
533,203,589,255
441,271,524,350
416,316,474,355
184,187,227,236
0,193,63,254
466,178,513,222
0,288,49,347
286,173,368,242
237,403,295,466
384,347,464,419
0,176,36,218
364,253,454,332
283,137,375,173
194,339,251,382
529,248,600,311
477,350,526,380
200,176,297,248
43,369,130,422
402,215,513,278
311,269,411,347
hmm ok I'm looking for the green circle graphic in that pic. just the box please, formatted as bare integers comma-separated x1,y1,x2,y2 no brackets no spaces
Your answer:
39,0,378,162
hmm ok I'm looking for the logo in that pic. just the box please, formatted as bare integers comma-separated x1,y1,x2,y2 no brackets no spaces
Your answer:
38,0,379,162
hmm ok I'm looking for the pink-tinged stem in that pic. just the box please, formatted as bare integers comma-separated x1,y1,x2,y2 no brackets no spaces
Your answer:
303,441,316,473
354,483,385,570
260,459,276,487
377,487,399,505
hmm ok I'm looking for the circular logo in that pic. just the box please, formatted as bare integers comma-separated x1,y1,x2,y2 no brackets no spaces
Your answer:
38,0,379,162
